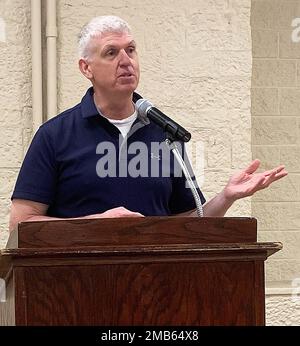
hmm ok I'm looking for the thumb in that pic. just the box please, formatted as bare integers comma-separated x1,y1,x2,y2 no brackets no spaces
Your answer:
244,159,261,174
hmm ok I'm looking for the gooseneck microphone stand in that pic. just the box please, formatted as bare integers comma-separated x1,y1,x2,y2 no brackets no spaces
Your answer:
133,91,204,217
165,134,204,218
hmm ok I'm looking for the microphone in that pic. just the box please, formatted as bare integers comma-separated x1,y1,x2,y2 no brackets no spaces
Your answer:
135,97,191,143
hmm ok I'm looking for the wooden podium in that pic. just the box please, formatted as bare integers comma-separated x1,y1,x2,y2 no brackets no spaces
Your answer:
0,217,281,326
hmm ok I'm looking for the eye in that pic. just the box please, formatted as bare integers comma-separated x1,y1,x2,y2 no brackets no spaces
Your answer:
105,49,117,58
127,46,136,55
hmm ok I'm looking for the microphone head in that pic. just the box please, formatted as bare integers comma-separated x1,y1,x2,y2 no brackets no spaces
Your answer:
136,98,191,143
135,98,153,119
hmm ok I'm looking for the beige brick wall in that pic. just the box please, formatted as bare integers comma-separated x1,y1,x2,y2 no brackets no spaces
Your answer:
0,0,32,246
251,0,300,325
266,294,300,325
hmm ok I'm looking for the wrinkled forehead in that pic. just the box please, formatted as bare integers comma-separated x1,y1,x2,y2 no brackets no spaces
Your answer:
85,31,135,57
95,31,135,48
86,31,136,58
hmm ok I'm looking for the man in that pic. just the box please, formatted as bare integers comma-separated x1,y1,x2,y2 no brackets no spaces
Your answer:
9,16,287,231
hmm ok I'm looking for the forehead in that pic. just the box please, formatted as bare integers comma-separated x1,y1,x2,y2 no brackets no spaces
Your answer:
96,32,135,49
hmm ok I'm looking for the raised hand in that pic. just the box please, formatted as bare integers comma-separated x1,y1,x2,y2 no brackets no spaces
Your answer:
223,159,288,202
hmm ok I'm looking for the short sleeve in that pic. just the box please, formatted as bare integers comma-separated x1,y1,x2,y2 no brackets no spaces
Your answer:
11,126,57,205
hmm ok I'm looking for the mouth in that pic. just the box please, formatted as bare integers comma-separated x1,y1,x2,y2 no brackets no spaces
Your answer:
118,72,134,78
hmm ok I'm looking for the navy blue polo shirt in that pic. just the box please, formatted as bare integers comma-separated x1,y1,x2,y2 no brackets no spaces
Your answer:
12,87,205,217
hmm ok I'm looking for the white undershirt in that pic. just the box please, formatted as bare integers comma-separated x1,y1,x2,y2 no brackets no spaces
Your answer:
106,111,137,138
98,110,137,138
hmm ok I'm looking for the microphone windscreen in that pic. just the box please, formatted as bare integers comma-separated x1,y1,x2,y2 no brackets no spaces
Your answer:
135,98,153,116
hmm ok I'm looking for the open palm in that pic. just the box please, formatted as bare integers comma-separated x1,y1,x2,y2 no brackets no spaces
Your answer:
223,159,288,201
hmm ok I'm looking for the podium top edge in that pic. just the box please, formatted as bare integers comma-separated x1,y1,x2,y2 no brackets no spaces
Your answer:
17,216,257,226
4,216,258,252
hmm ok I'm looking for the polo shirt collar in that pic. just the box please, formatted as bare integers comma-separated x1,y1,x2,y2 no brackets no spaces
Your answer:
81,87,99,119
81,87,150,125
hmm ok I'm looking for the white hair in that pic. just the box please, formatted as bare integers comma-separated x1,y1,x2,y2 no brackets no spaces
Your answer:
78,16,131,59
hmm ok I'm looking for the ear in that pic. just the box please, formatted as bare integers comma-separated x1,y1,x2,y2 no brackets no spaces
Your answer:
79,58,93,79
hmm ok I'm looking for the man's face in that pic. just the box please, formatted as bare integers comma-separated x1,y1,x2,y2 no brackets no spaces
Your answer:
85,32,140,96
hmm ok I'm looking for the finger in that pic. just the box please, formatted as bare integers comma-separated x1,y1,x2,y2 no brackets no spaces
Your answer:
132,212,145,217
274,169,288,180
244,159,261,174
124,212,145,217
261,169,288,188
265,168,288,181
118,208,144,217
261,174,276,189
275,166,287,177
264,165,286,177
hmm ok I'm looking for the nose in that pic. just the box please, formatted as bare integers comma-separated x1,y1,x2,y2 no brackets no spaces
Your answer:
119,49,131,66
